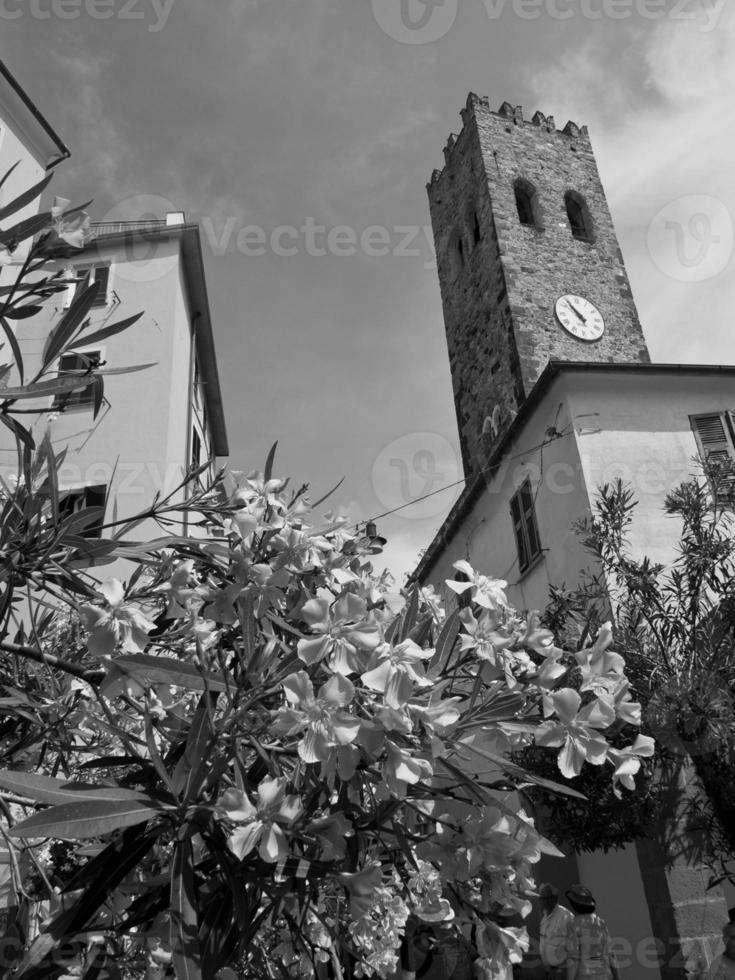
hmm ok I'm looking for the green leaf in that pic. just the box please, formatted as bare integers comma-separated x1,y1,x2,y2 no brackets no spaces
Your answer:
172,692,218,802
94,361,156,376
4,303,43,320
264,441,278,482
399,584,420,642
0,413,34,451
0,171,53,222
0,210,52,248
429,607,461,672
39,430,59,521
14,827,160,978
0,769,161,805
0,313,25,383
0,161,19,191
8,798,167,840
0,373,95,399
453,741,588,799
170,837,202,980
76,311,143,348
42,279,101,368
107,654,228,693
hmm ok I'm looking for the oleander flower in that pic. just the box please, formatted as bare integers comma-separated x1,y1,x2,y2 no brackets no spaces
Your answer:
535,688,614,778
272,670,361,764
78,579,155,657
219,777,301,863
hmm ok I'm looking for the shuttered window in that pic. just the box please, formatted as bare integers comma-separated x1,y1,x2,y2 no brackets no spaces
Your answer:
510,478,542,573
53,350,101,409
691,412,735,503
70,265,110,307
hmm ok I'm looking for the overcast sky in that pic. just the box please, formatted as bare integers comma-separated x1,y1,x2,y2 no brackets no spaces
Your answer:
3,0,733,580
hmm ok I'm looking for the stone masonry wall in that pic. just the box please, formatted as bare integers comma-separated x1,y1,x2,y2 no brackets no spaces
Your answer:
427,93,650,478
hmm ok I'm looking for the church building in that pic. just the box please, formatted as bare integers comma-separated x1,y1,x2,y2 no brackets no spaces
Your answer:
413,94,733,980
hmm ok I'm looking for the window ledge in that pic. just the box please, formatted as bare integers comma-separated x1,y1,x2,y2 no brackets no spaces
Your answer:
518,550,546,580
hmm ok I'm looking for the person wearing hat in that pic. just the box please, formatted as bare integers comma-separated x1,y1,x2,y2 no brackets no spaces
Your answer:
539,883,573,980
706,922,735,980
563,885,618,980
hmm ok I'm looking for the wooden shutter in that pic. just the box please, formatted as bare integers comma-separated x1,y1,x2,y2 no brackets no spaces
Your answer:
692,413,735,502
91,265,110,306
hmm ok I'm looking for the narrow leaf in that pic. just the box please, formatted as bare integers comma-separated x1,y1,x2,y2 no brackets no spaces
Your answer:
429,607,461,672
170,837,202,980
9,798,167,840
42,279,101,368
0,161,19,190
0,210,52,248
0,374,95,399
77,312,143,347
0,172,53,222
109,654,228,693
4,304,42,320
399,585,420,642
0,769,158,805
0,314,24,383
172,692,218,801
264,441,278,482
0,413,34,451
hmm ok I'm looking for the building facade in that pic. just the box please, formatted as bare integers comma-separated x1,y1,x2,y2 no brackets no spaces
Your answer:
416,95,733,980
0,60,227,544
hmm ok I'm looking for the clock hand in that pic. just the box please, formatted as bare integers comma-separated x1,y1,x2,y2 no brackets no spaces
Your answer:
566,300,587,323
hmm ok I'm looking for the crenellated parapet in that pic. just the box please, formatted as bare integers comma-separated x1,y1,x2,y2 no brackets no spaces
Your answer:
429,93,589,189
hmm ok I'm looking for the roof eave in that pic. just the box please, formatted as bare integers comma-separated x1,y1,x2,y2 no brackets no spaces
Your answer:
410,359,735,582
0,60,70,169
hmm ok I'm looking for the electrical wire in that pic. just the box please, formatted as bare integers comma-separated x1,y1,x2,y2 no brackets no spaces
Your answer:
358,421,575,530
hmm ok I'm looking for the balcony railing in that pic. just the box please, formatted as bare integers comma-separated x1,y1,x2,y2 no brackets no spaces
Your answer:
91,219,168,237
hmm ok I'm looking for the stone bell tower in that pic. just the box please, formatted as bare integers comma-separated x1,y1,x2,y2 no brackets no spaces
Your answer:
427,93,650,478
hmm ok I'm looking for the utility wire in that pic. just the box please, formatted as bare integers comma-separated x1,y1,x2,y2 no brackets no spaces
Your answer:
359,423,574,529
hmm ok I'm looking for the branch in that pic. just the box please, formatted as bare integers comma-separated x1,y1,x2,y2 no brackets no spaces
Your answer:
0,640,103,683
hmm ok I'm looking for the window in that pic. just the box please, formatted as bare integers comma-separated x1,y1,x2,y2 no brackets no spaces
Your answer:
449,230,465,275
53,351,101,410
514,179,540,228
57,485,107,538
691,413,735,503
565,191,594,242
471,209,482,246
71,265,110,307
510,479,542,573
191,428,202,470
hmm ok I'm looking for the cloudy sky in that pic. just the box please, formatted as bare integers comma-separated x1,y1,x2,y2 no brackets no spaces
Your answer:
2,0,733,579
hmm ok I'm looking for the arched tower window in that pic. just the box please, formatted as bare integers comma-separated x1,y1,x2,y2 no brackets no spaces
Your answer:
565,191,594,242
470,207,482,246
449,229,466,275
514,179,541,228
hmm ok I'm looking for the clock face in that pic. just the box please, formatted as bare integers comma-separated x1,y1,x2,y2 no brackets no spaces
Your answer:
555,295,605,341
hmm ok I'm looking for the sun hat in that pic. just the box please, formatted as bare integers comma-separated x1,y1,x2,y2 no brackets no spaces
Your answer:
566,884,596,912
